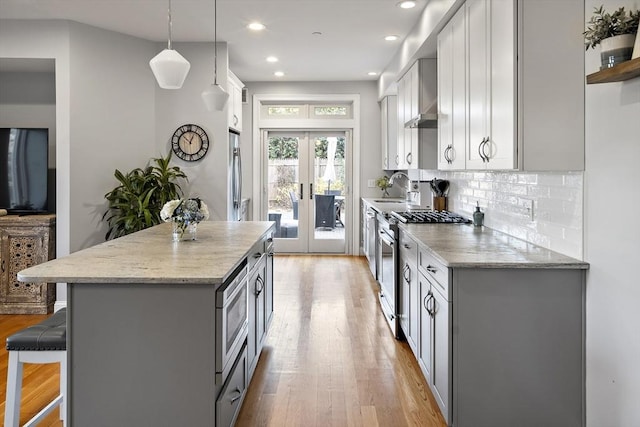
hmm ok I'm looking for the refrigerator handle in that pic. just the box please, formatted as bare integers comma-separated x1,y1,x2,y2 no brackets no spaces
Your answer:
236,147,242,208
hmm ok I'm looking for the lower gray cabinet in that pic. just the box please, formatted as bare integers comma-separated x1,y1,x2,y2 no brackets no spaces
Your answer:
418,269,451,424
399,230,419,356
248,253,267,377
216,346,248,427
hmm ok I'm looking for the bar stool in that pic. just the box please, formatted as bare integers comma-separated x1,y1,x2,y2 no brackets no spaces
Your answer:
4,308,67,427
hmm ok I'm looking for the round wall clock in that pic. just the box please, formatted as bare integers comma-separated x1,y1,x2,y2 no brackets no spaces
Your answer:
171,124,210,162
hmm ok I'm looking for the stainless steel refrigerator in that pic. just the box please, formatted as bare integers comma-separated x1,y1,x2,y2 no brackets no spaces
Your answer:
229,130,242,221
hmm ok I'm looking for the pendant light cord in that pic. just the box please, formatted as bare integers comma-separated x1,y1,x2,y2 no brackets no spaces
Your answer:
214,0,219,85
167,0,173,50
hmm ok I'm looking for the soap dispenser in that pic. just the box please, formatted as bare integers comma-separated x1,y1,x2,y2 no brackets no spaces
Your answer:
473,201,484,227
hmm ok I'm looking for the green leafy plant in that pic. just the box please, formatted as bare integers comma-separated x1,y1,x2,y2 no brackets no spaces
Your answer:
102,152,188,240
584,5,640,50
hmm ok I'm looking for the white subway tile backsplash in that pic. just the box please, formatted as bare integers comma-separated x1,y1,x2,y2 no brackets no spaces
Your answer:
421,170,584,259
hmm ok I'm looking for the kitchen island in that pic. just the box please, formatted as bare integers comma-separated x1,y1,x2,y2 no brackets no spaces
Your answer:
18,221,275,427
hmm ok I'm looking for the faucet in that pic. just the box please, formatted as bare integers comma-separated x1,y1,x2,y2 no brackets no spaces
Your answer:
388,171,412,201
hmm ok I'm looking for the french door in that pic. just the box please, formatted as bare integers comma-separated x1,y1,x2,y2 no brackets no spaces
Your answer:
263,131,349,253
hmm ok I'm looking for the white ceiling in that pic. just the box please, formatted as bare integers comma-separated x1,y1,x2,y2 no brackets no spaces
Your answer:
0,0,431,82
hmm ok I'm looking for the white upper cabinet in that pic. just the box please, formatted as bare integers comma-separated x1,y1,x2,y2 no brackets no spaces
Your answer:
465,0,515,170
228,70,244,132
397,59,438,171
437,0,584,171
437,6,466,170
381,95,398,170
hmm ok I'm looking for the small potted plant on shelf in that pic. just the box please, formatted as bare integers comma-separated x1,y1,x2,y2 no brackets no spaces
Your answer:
584,5,639,69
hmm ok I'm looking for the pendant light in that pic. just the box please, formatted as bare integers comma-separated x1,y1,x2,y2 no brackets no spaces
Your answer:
149,0,191,89
201,0,229,111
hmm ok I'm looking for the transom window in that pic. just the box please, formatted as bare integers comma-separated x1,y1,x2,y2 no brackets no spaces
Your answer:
261,103,352,120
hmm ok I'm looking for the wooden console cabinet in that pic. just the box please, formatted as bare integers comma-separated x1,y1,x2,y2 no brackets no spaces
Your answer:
0,214,56,314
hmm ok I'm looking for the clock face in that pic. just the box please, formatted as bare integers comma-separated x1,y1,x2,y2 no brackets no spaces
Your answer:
171,124,210,162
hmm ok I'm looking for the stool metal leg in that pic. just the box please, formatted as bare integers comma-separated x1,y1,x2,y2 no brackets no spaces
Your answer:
4,351,23,427
61,353,67,425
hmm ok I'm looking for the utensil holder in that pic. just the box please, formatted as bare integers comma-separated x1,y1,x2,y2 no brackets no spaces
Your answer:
433,196,447,211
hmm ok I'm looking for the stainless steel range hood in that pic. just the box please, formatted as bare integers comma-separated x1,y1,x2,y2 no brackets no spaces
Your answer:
404,100,438,129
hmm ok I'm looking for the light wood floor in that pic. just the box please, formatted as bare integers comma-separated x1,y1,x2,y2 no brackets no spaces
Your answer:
0,255,446,427
235,255,446,427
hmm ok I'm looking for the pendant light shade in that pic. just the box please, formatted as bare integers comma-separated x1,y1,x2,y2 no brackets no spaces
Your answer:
202,0,229,111
150,49,191,89
201,83,230,111
150,0,190,89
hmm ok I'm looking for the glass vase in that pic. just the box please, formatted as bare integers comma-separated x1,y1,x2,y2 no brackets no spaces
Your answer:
172,221,198,241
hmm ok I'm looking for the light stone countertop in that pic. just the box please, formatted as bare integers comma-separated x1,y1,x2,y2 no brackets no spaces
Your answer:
401,223,588,269
18,221,275,284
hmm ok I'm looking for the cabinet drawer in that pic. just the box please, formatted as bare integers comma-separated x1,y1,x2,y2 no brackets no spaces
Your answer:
418,246,449,298
216,345,248,427
399,231,418,262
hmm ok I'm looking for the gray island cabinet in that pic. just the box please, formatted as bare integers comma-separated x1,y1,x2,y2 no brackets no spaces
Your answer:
18,221,275,427
399,224,588,427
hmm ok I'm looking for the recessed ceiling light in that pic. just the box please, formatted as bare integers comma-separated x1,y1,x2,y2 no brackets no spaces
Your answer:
368,72,378,76
266,56,279,63
385,35,399,41
274,71,285,77
398,1,416,9
248,22,266,31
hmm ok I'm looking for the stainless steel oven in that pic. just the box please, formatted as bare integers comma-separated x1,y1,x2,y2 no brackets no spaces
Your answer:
216,263,248,383
376,213,399,338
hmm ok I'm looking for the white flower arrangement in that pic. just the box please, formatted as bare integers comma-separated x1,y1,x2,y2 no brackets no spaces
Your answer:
161,198,210,226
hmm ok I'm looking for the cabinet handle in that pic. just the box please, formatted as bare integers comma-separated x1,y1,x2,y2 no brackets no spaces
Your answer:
425,265,438,274
230,387,243,403
478,137,487,162
256,275,264,295
403,264,411,283
403,243,411,249
310,183,313,200
300,183,303,200
428,294,436,317
482,136,490,162
445,145,454,164
406,152,412,165
1,259,4,273
253,252,262,259
395,155,400,165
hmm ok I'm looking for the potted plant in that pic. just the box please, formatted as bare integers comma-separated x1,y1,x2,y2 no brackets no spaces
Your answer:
584,5,639,69
375,175,393,197
102,152,188,240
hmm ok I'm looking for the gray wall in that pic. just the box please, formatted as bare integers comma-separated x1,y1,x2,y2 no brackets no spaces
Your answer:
584,0,640,424
0,70,57,167
68,22,157,251
154,42,230,221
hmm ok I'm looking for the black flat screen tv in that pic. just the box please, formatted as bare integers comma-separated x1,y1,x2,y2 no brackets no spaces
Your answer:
0,128,49,214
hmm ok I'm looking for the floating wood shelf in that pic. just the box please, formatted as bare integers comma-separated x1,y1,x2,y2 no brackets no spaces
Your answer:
586,57,640,84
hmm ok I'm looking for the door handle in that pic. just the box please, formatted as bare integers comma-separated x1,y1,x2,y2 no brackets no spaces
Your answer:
230,387,243,403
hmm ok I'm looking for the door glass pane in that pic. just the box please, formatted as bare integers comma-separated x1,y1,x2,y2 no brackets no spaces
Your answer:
313,136,345,241
267,136,299,239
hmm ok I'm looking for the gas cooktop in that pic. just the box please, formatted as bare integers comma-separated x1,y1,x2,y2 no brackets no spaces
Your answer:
391,210,471,224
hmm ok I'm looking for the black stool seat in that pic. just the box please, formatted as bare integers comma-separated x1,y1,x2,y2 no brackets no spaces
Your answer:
6,308,67,351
